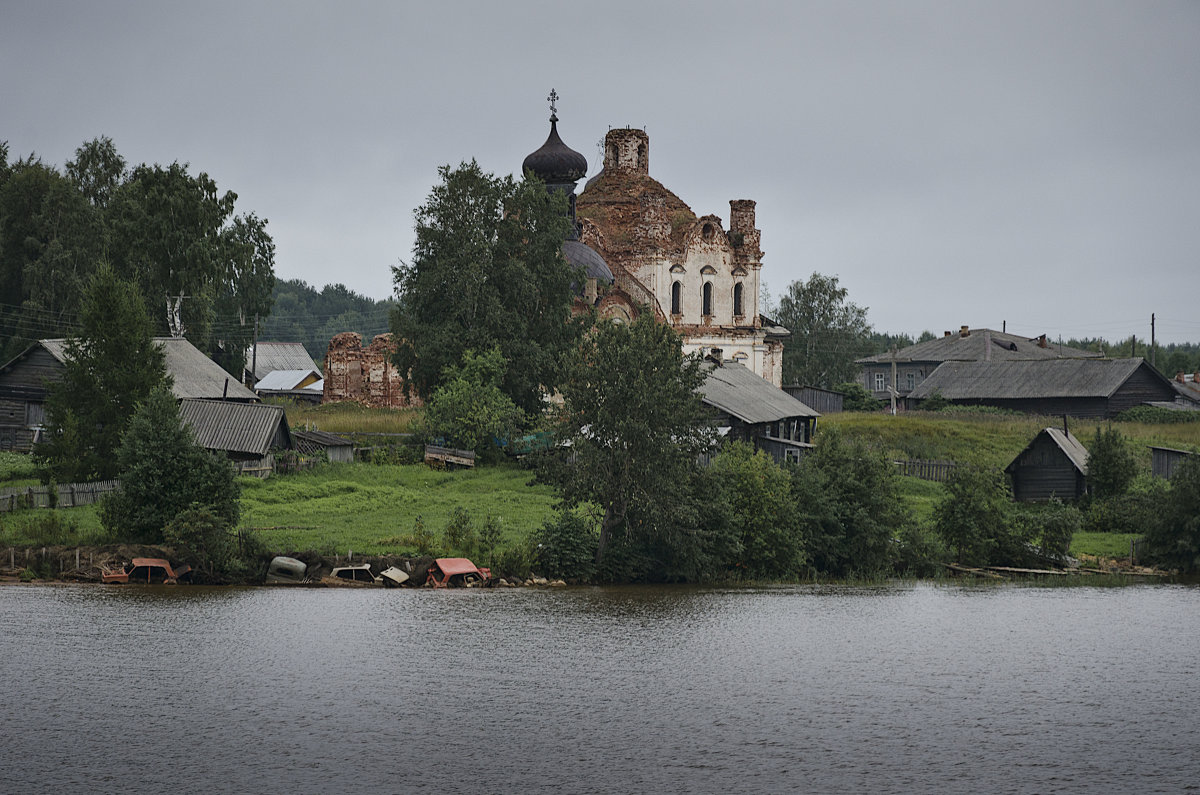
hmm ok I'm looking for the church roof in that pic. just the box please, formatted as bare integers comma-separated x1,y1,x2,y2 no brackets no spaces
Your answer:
563,240,613,283
522,114,587,186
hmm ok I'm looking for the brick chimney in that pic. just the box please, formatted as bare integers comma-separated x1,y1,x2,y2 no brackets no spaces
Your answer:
960,325,970,337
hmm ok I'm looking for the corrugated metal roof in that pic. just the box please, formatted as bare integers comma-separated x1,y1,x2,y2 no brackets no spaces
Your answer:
858,329,1103,365
699,361,819,424
179,399,290,456
907,358,1153,400
41,338,257,401
255,369,322,390
247,342,321,380
1006,427,1090,475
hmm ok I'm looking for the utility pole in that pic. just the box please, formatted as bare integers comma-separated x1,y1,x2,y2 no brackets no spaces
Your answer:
249,313,259,388
1151,313,1156,367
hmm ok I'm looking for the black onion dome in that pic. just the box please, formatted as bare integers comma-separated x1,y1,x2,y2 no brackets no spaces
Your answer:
522,114,587,185
563,240,613,283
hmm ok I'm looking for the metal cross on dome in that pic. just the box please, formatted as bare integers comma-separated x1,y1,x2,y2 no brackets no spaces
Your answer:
547,88,559,115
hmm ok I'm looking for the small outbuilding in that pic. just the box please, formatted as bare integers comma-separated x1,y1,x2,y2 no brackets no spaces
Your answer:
1005,426,1090,502
293,429,355,464
1150,446,1197,480
179,399,293,475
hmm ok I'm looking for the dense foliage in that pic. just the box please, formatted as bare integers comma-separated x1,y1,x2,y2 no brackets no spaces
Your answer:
100,387,240,543
35,265,168,482
775,272,873,388
712,443,805,579
0,137,274,371
391,161,581,414
1141,454,1200,572
545,313,715,568
1086,427,1138,499
423,347,524,457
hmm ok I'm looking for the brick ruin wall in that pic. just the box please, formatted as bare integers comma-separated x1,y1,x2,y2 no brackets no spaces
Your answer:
322,332,421,408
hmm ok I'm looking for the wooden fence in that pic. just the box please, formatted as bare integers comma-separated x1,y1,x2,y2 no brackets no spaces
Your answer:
0,480,120,512
893,459,959,482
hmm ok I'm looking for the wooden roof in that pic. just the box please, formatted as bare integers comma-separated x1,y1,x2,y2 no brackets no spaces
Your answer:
699,361,819,425
1006,427,1089,475
179,399,290,456
907,358,1165,400
40,338,257,401
858,328,1102,365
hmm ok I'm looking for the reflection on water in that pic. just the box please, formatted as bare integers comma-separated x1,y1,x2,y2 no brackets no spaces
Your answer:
2,583,1198,793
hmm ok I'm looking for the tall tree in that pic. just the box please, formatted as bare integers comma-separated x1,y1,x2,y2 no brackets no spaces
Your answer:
107,161,238,339
390,161,579,414
100,385,240,543
212,212,276,377
547,314,715,567
65,136,126,209
775,272,873,388
36,264,169,482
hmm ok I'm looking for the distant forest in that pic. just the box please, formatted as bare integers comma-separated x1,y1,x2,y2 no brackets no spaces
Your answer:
257,278,393,364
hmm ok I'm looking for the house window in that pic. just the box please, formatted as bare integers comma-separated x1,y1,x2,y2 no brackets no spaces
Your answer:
733,283,744,317
906,371,915,391
874,372,885,391
671,281,682,315
702,282,713,317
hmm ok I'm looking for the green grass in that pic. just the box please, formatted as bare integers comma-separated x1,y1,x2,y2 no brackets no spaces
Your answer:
0,451,39,487
239,461,558,555
894,475,944,524
1069,531,1140,560
0,505,106,546
279,401,421,435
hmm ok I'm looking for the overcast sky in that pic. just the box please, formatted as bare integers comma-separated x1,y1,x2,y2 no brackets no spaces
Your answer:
4,0,1198,344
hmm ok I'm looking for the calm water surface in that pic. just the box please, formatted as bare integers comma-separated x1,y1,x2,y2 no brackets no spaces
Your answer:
2,582,1198,793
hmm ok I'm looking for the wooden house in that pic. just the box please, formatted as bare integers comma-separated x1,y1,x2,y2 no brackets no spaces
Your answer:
905,358,1176,419
1005,427,1089,502
0,337,256,452
699,360,819,463
179,399,292,475
857,326,1102,401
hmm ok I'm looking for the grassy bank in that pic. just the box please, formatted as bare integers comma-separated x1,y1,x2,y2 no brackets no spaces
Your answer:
239,461,558,555
822,410,1200,470
278,401,419,435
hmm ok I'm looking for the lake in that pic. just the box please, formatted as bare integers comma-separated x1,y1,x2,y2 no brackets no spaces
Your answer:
2,582,1198,793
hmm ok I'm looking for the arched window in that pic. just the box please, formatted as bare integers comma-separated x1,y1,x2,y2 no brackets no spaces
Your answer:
733,283,744,317
701,223,715,242
637,142,646,170
671,281,682,315
702,282,713,318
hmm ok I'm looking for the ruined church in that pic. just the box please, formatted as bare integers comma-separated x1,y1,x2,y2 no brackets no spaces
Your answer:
522,100,788,386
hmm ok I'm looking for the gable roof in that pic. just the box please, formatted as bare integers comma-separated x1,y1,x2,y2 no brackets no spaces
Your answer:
179,399,291,456
857,328,1103,365
907,358,1165,401
255,369,322,391
699,361,819,425
247,342,321,380
38,338,257,401
1006,427,1089,475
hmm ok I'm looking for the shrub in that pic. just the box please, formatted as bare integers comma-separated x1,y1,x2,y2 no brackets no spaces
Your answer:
920,389,950,411
711,442,804,579
442,506,478,558
534,510,598,581
164,506,256,583
1115,406,1200,424
893,522,947,577
1014,500,1083,561
407,515,437,556
933,465,1013,566
1142,454,1200,572
477,515,503,571
423,347,524,457
833,382,881,412
1086,427,1138,499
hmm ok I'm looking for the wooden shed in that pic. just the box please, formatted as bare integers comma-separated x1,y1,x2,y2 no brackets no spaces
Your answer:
783,385,845,414
179,399,292,475
1151,446,1197,480
1005,427,1089,502
293,429,354,464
